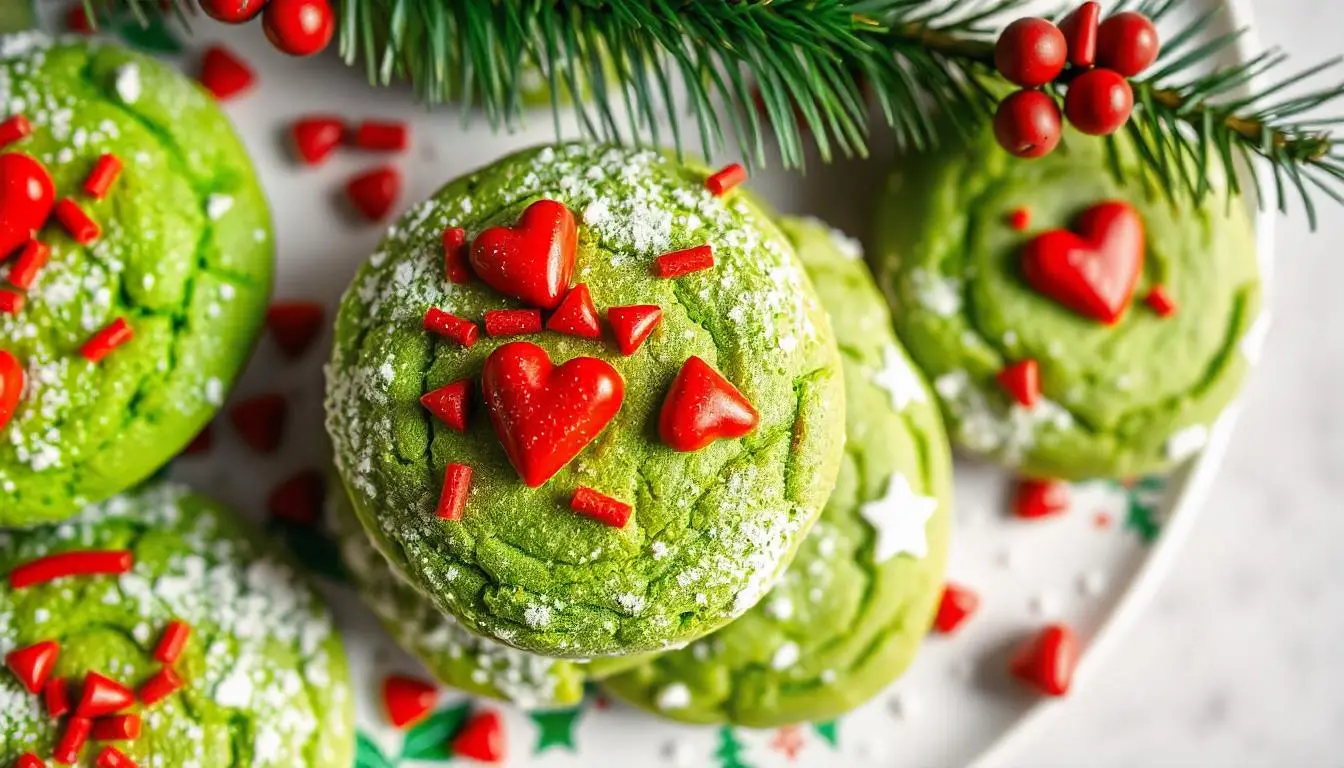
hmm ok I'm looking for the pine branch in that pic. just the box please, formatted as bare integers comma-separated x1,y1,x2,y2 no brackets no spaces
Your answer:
97,0,1344,223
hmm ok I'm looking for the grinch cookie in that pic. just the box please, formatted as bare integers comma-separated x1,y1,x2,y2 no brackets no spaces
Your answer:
871,128,1261,479
0,34,273,526
603,217,953,726
326,144,845,658
0,483,352,767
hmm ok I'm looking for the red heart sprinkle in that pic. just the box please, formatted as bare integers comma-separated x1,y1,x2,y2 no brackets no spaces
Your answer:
76,672,135,718
570,486,632,528
15,753,44,768
482,341,624,487
607,305,662,356
654,245,714,278
53,717,92,765
198,46,255,101
290,116,346,165
1014,478,1070,519
1059,2,1102,67
83,154,123,199
470,200,577,310
0,115,31,149
436,463,473,520
1144,284,1177,317
996,359,1040,408
421,379,471,432
346,166,401,222
229,393,288,453
44,676,71,718
80,317,133,363
267,470,325,526
484,308,543,338
451,710,507,764
5,640,59,694
1009,623,1079,696
266,301,326,358
1022,201,1144,325
94,745,136,768
546,284,602,340
933,583,980,635
423,307,479,347
0,288,22,315
353,120,409,151
706,163,747,196
443,226,471,284
137,668,183,708
153,620,192,665
659,356,758,452
382,674,438,729
91,713,142,741
0,153,54,243
1,350,25,431
7,240,49,288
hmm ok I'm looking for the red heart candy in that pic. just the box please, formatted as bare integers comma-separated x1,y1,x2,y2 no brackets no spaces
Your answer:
481,341,624,487
0,153,54,257
659,356,759,452
1021,201,1144,325
470,200,577,310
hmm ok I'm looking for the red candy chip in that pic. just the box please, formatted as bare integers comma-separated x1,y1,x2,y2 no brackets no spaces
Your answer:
80,317,133,363
83,154,123,199
933,583,980,634
0,115,32,149
5,640,59,694
382,674,438,729
436,463,473,520
53,717,92,765
546,284,602,340
653,245,714,278
91,713,142,741
7,240,50,289
421,379,471,432
606,305,662,356
290,116,346,166
266,301,326,358
659,356,759,452
0,350,22,432
1009,623,1079,697
267,469,325,526
138,668,183,707
15,753,44,768
1144,285,1177,317
443,226,471,284
44,676,71,718
0,288,23,315
705,163,747,196
353,120,409,151
94,746,137,768
76,672,135,718
484,308,543,338
570,487,632,528
996,359,1040,408
1015,478,1070,519
423,307,479,347
345,166,401,222
229,393,288,453
199,46,255,100
154,620,192,665
452,710,507,764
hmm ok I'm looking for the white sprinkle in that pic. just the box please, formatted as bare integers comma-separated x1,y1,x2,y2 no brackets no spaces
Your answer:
656,683,692,710
114,63,141,103
1165,424,1209,462
1077,570,1108,597
207,194,234,220
771,641,800,670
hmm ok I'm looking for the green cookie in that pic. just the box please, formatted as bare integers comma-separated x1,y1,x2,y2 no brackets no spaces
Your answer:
329,477,649,708
0,483,353,766
0,34,273,526
326,144,845,658
871,129,1261,479
603,217,953,727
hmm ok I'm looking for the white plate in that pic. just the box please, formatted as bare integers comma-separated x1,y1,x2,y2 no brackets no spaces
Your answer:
49,0,1268,764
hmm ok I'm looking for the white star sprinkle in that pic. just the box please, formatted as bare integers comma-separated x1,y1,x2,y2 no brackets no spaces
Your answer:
871,344,927,412
859,472,938,562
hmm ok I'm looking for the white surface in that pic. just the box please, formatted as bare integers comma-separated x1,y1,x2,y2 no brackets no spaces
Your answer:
1007,1,1344,765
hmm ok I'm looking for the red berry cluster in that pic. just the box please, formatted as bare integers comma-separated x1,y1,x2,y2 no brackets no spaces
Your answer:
200,0,335,57
992,2,1160,158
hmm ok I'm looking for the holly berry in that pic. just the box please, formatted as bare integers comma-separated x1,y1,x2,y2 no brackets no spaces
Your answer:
1063,67,1134,136
994,18,1068,88
1097,11,1161,77
993,90,1062,159
263,0,335,57
1058,2,1101,68
200,0,266,23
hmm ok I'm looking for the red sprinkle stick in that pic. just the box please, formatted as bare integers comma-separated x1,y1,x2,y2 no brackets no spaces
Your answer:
570,487,632,528
443,226,471,284
95,746,138,768
83,154,123,199
705,163,747,196
483,309,542,337
423,307,478,347
0,115,32,148
15,753,44,768
654,245,714,278
436,463,473,520
353,120,409,151
54,198,100,244
138,668,183,707
8,240,50,290
0,288,23,315
153,620,191,665
1145,285,1178,317
92,713,142,741
81,317,133,363
44,677,71,718
10,549,133,589
53,717,92,765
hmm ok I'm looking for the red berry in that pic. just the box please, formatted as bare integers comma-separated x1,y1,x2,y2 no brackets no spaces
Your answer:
1064,68,1134,136
199,46,255,101
452,710,507,763
200,0,266,23
263,0,336,57
290,116,346,166
933,583,979,634
382,675,438,729
1059,2,1102,68
994,18,1068,88
267,470,325,525
345,167,401,221
1010,623,1079,696
1097,11,1161,77
993,90,1062,158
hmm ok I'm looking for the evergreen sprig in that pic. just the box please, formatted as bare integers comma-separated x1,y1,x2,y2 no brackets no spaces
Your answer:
103,0,1344,222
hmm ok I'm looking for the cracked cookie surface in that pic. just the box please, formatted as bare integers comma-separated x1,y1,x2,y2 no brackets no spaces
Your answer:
325,144,844,657
0,34,274,526
870,128,1261,479
603,217,953,726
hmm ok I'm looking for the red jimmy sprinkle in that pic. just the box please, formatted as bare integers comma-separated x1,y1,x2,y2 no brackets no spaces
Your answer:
83,154,123,199
0,114,32,148
484,309,543,338
423,307,479,347
153,620,192,665
137,668,183,707
92,713,142,741
654,245,714,278
75,672,135,717
705,163,747,196
53,717,92,764
5,640,59,693
7,240,50,290
44,676,71,718
0,288,24,315
80,318,133,363
569,487,632,528
94,746,138,768
436,463,473,520
14,753,44,768
54,198,100,244
10,550,133,589
353,120,409,151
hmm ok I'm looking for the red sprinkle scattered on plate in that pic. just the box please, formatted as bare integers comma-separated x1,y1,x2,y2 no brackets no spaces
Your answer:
290,115,346,166
353,120,409,151
267,469,325,526
266,301,326,359
1009,623,1078,696
1014,478,1070,519
228,393,288,453
933,583,980,634
383,674,438,729
346,166,402,221
452,710,507,764
199,46,255,101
